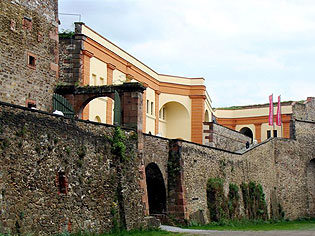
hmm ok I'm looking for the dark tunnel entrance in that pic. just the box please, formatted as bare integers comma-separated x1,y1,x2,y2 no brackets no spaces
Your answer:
145,163,166,215
240,127,253,142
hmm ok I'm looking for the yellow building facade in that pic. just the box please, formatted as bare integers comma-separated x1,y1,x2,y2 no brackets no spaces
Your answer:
214,102,294,143
75,23,213,144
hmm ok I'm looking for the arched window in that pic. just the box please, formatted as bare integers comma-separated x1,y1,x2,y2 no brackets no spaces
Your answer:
94,115,101,123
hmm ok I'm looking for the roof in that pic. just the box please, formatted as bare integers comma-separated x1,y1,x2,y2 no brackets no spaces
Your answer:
214,100,305,110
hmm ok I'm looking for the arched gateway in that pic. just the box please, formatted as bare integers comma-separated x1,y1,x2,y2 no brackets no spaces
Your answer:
145,163,167,215
55,82,145,131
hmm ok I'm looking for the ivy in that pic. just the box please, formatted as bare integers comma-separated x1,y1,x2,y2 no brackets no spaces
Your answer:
59,30,75,39
207,178,228,221
111,127,126,162
241,181,268,220
228,183,240,219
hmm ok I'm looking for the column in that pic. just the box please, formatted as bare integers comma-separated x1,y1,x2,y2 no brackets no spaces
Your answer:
81,50,93,120
142,83,148,133
190,95,205,144
254,123,262,143
155,90,160,135
106,63,116,124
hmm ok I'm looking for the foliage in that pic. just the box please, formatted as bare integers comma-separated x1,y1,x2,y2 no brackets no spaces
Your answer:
53,229,183,236
59,30,75,39
206,178,228,221
77,146,87,159
185,218,315,231
228,183,240,219
111,127,126,161
241,182,268,220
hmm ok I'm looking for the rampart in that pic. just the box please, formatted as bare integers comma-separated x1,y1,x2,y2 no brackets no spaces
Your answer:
203,122,251,152
0,98,314,235
0,102,145,235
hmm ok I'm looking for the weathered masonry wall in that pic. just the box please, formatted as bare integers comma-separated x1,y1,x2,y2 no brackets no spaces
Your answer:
181,117,315,223
293,97,315,121
0,102,145,235
59,35,85,85
0,0,59,111
0,98,314,234
203,122,251,152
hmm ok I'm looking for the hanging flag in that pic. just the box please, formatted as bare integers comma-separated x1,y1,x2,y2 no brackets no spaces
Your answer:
269,94,273,126
276,95,281,126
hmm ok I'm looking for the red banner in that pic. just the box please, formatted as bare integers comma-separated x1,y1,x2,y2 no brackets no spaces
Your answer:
269,94,273,126
276,95,281,126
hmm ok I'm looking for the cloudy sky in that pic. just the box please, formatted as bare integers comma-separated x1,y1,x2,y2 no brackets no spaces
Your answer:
59,0,315,107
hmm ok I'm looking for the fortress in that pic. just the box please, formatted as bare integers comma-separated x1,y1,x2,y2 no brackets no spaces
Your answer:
0,0,315,235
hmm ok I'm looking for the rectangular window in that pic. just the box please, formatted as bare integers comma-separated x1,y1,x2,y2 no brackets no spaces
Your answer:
146,100,149,114
92,74,97,86
273,130,278,137
27,52,36,69
267,130,271,139
58,172,67,194
150,102,154,115
100,77,105,85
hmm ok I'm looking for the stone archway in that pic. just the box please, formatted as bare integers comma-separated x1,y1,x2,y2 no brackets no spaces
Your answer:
145,163,167,215
55,82,145,131
307,159,315,217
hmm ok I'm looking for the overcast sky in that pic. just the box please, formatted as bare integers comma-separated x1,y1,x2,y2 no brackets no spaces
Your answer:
59,0,315,107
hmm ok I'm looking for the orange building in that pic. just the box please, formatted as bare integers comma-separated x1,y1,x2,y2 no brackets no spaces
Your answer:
214,101,297,143
59,22,213,144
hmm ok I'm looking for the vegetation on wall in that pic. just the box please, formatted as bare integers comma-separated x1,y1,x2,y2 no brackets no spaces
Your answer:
59,30,75,39
228,183,240,219
241,182,268,220
206,178,228,221
207,179,268,222
111,127,126,162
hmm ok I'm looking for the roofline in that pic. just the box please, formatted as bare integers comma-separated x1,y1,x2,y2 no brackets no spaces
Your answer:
80,23,206,83
214,101,296,111
80,23,161,76
158,73,205,80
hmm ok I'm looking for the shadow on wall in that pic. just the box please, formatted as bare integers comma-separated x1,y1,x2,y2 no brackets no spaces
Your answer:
307,159,315,217
145,163,167,215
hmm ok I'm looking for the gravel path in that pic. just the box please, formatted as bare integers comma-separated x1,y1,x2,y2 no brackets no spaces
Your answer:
160,225,315,236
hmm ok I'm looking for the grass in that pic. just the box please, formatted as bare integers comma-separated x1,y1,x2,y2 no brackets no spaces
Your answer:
185,218,315,231
56,229,183,236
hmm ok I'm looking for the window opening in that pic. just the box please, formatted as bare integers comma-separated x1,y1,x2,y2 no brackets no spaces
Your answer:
273,130,278,137
267,130,271,139
146,100,149,114
92,74,97,86
100,77,104,85
28,55,36,68
58,172,67,194
151,102,154,115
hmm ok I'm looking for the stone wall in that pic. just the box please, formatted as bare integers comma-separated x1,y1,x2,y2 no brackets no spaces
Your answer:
203,122,251,152
0,102,145,235
181,116,315,223
293,97,315,121
59,35,84,85
0,0,59,112
143,134,169,190
0,99,314,233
